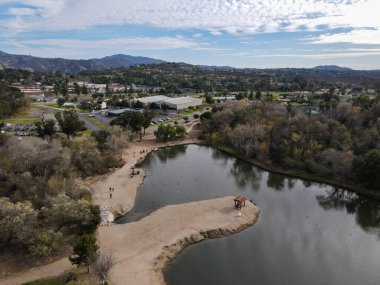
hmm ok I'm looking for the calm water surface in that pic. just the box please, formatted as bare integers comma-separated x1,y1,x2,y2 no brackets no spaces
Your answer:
119,145,380,285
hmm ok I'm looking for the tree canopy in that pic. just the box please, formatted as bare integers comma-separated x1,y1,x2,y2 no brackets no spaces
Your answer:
55,111,86,139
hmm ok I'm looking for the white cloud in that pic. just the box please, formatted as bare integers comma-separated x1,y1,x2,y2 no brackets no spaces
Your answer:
309,29,380,45
0,36,200,58
220,48,380,59
7,8,37,16
1,0,378,42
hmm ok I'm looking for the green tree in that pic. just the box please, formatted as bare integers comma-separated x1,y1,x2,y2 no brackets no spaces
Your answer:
110,111,145,139
175,125,186,138
205,94,214,104
154,124,186,142
69,235,99,273
35,118,56,141
74,83,81,96
255,90,261,100
92,130,111,150
55,111,86,139
57,97,66,107
353,150,380,191
81,85,89,95
142,110,155,134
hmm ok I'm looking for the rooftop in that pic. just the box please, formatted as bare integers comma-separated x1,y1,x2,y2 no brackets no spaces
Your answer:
137,95,170,104
165,96,202,105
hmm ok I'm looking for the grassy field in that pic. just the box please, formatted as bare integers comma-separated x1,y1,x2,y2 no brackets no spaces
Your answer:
0,108,40,124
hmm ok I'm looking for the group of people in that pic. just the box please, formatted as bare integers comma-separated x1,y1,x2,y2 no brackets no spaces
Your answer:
109,187,115,198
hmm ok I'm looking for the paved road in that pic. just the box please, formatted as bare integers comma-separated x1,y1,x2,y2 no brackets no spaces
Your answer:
77,113,102,131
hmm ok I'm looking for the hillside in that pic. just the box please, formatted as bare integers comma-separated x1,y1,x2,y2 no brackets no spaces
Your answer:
0,51,164,73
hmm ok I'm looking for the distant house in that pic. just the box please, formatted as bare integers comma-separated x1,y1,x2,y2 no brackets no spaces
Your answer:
100,102,107,109
110,83,125,92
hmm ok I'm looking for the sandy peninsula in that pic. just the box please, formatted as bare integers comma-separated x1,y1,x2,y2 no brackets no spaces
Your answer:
98,196,260,285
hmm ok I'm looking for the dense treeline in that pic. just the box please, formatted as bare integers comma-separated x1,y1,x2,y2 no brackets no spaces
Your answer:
0,83,28,119
0,123,129,261
0,138,100,260
200,97,380,193
77,63,380,94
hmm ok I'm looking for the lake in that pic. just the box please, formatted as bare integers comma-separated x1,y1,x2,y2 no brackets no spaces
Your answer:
119,144,380,285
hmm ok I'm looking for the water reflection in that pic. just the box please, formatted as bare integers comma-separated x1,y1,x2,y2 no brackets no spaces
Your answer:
317,188,380,236
230,159,262,191
155,144,187,164
266,173,286,191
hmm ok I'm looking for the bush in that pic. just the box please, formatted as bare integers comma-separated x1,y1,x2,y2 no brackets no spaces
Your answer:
154,124,187,142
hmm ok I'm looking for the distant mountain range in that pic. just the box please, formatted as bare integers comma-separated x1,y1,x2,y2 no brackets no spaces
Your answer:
0,51,164,73
312,65,353,71
0,50,373,74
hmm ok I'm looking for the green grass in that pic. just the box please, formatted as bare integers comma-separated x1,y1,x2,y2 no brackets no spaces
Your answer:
0,108,39,124
22,276,66,285
87,117,107,129
33,102,60,108
179,110,194,115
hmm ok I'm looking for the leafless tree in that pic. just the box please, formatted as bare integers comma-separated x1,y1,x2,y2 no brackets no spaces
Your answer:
93,251,117,284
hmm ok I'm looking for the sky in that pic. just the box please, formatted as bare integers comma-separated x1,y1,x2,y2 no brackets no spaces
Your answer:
0,0,380,69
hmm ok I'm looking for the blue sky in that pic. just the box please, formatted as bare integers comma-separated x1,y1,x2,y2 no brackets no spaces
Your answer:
0,0,380,69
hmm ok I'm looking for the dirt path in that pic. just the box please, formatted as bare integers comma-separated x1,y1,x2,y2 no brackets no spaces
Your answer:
0,258,72,285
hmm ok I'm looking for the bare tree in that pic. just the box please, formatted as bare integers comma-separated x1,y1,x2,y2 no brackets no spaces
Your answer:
93,251,117,284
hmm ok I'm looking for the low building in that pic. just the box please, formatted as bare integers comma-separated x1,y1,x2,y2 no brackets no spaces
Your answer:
164,96,203,110
100,102,107,109
136,95,170,107
110,83,125,92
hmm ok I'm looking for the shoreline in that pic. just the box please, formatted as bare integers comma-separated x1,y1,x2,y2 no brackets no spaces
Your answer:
89,136,202,217
216,145,380,201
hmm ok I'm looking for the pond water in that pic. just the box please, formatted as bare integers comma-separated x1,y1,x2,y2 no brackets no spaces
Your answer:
119,145,380,285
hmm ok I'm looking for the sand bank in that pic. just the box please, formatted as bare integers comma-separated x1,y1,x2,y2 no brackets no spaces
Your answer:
89,135,201,216
98,196,260,285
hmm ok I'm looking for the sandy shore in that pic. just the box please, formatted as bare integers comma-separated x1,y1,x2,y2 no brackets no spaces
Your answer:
89,135,201,216
98,197,260,285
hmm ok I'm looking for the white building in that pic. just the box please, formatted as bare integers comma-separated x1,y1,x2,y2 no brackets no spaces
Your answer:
164,96,203,110
136,95,170,107
100,102,107,109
